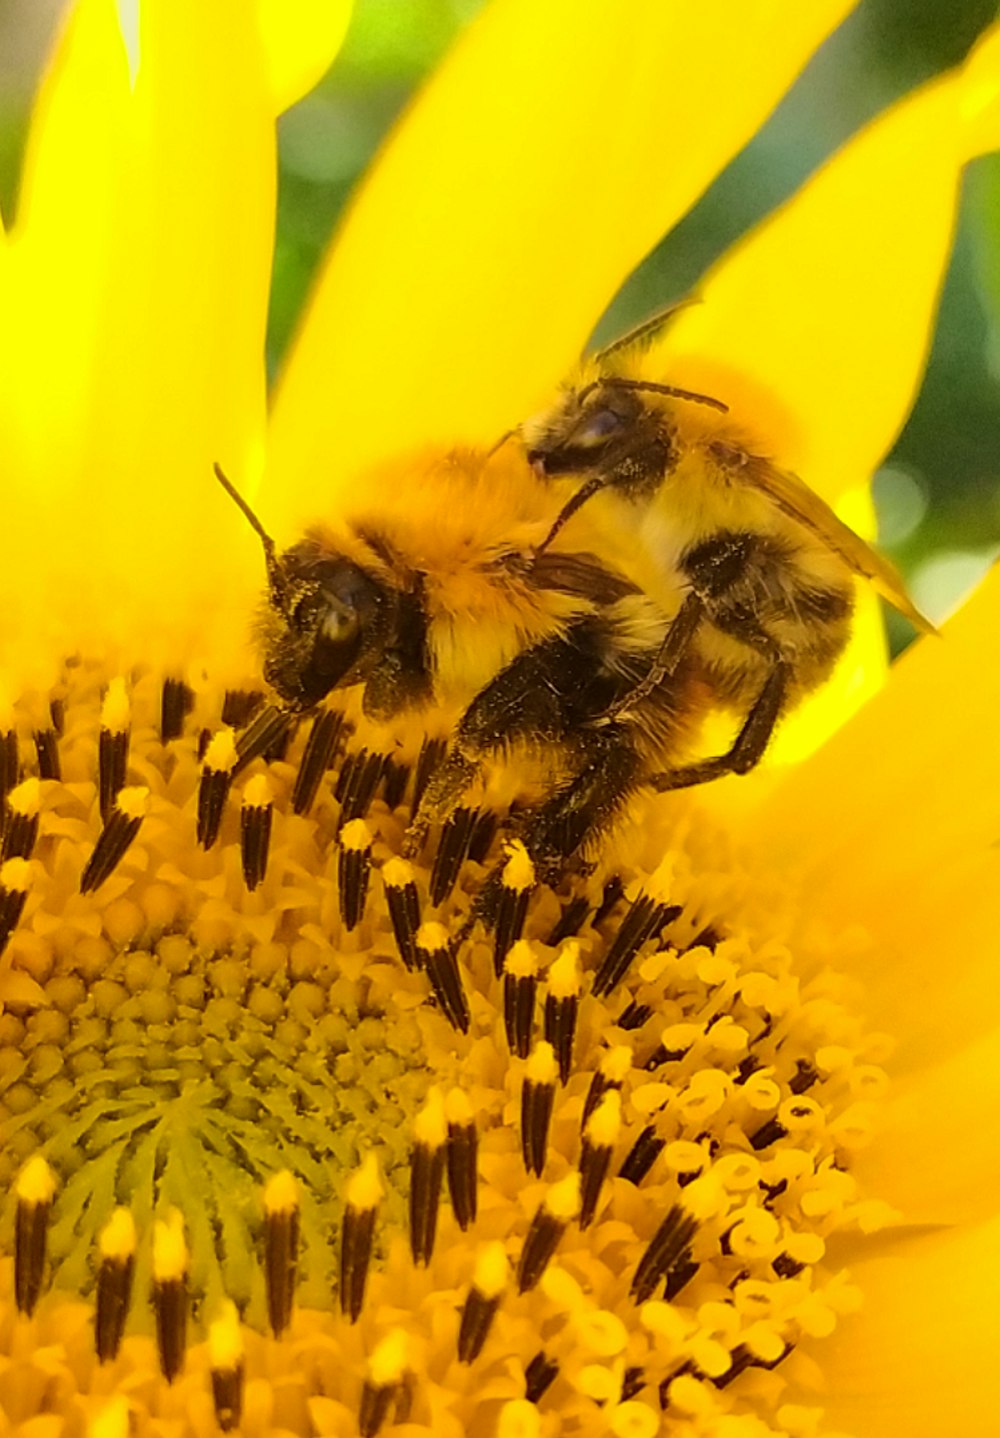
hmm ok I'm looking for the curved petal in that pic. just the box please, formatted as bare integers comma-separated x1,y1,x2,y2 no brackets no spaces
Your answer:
257,0,353,113
818,1218,1000,1438
727,564,1000,1075
851,1025,1000,1227
265,0,857,533
659,20,1000,504
0,0,276,681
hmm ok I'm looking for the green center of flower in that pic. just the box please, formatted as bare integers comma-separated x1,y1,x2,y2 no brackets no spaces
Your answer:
0,662,892,1438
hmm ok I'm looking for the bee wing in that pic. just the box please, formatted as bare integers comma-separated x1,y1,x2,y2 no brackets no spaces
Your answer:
737,452,937,635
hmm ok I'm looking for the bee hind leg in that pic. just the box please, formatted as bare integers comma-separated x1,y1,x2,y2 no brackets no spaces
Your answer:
651,660,789,793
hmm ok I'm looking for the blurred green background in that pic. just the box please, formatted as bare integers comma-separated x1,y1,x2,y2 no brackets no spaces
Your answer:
1,0,998,650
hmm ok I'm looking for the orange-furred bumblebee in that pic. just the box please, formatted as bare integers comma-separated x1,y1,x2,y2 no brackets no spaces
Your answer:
215,450,711,880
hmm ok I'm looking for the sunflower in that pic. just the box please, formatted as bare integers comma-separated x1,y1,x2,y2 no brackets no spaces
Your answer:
1,3,998,1438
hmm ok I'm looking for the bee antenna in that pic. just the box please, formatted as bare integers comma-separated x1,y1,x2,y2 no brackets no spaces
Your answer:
486,428,515,459
598,377,729,414
213,463,288,602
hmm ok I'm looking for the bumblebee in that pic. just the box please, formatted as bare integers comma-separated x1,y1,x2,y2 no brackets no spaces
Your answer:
215,450,710,877
520,313,934,793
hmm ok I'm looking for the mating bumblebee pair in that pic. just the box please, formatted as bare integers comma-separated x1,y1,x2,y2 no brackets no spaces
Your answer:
218,307,931,894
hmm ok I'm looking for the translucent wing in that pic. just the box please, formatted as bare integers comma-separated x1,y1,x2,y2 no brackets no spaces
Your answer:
734,450,937,635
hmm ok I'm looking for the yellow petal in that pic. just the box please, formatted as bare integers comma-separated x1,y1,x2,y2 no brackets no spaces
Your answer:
659,20,1000,504
852,1026,1000,1227
819,1218,1000,1438
265,0,857,533
257,0,353,112
0,0,276,680
730,564,1000,1073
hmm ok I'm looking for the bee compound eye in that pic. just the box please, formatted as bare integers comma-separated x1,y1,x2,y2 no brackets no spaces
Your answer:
576,407,625,446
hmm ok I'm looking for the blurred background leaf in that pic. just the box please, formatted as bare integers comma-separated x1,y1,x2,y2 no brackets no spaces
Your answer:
1,0,998,646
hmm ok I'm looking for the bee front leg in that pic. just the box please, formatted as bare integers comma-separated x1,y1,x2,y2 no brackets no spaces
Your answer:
402,748,482,857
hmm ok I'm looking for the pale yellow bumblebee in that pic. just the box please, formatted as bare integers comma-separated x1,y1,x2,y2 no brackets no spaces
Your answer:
520,311,933,793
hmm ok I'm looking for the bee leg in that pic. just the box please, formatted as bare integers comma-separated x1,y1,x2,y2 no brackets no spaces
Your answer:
605,591,705,719
403,750,482,857
522,732,646,871
650,661,789,792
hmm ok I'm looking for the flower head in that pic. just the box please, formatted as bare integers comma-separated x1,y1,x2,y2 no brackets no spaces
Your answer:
1,4,999,1438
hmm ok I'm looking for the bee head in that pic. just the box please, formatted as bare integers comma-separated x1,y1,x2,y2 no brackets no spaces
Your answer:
524,378,674,498
524,376,729,499
214,464,393,711
260,538,392,710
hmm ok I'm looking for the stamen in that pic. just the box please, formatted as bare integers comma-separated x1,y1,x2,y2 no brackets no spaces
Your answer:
619,1125,665,1186
208,1299,245,1432
429,805,477,906
15,1154,56,1316
581,1044,633,1130
467,809,498,864
232,703,293,776
340,1153,383,1323
546,894,591,945
593,874,624,925
457,1240,507,1363
381,756,410,811
544,940,581,1083
0,857,31,956
517,1171,581,1293
160,676,194,741
592,893,679,998
409,1088,447,1266
291,707,343,815
98,679,131,823
198,729,237,848
50,695,65,734
630,1205,699,1304
221,689,264,730
445,1087,478,1230
412,736,446,816
263,1170,299,1338
521,1041,558,1177
240,774,273,891
578,1090,621,1229
1,777,40,861
151,1211,189,1382
415,921,470,1033
664,1252,699,1299
33,726,60,781
493,841,535,977
524,1351,559,1403
338,818,374,931
359,1330,408,1438
503,939,538,1059
95,1208,136,1362
80,786,149,893
617,1000,653,1031
749,1117,789,1151
0,703,19,817
338,748,386,825
382,857,422,970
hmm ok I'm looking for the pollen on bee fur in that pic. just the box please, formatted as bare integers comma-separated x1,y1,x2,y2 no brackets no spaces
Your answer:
0,662,885,1436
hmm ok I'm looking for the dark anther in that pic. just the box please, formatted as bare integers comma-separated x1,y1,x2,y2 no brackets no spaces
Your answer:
430,806,477,906
291,707,344,815
160,677,194,742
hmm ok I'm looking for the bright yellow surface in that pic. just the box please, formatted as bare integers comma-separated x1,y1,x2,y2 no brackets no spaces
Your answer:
0,0,276,681
733,563,1000,1075
257,0,353,113
659,20,1000,505
820,1217,1000,1438
265,0,858,534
